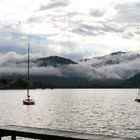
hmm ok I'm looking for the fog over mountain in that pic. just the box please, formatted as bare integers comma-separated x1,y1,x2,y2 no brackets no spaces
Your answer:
0,51,140,84
79,51,140,80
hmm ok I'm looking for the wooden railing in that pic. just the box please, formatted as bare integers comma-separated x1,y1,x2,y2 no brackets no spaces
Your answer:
0,125,133,140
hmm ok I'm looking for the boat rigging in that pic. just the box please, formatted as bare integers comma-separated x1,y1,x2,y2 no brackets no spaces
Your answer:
135,86,140,103
23,43,35,105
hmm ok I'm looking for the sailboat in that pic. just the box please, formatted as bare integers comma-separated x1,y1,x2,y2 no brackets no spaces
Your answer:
23,43,35,105
135,87,140,102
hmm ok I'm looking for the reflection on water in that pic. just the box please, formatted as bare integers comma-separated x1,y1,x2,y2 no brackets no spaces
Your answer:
0,89,140,139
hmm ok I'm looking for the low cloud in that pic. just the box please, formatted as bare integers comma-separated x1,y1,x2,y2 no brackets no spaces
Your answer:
0,51,140,81
77,51,140,80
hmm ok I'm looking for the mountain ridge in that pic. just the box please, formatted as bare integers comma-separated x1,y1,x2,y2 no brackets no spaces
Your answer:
0,51,140,88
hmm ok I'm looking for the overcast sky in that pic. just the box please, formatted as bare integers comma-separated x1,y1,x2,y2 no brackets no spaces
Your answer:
0,0,140,61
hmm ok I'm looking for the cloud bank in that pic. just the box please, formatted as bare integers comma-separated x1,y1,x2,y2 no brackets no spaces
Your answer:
0,51,140,81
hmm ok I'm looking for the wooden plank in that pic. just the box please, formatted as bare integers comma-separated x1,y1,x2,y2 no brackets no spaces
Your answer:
0,125,133,140
11,135,16,140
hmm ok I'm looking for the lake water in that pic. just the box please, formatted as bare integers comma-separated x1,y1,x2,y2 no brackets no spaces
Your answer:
0,89,140,139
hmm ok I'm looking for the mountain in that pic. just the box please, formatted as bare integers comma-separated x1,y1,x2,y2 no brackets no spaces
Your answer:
79,51,140,80
32,56,77,67
0,51,140,88
110,51,126,56
122,73,140,88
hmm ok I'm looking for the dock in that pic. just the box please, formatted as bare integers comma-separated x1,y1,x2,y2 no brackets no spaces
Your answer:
0,125,134,140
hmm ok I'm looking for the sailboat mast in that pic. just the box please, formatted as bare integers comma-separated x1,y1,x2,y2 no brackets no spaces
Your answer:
27,43,30,100
23,42,35,105
138,86,140,95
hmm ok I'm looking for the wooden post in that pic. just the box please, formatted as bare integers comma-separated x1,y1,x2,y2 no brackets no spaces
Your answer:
11,135,16,140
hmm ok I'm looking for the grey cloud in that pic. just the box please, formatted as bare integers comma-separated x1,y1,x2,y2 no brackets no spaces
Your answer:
27,17,43,23
0,22,60,54
72,23,123,36
0,44,26,54
102,24,123,33
0,30,48,53
67,11,79,17
0,23,86,61
115,2,140,23
135,31,140,35
39,0,70,11
90,9,105,17
123,32,134,39
73,28,99,36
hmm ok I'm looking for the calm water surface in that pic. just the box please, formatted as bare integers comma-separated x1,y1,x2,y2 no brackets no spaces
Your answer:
0,89,140,139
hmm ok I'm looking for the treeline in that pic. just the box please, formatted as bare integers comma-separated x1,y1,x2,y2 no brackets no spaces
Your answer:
0,78,55,89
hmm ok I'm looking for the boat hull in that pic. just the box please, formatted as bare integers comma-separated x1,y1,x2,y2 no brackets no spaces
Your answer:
23,99,35,105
